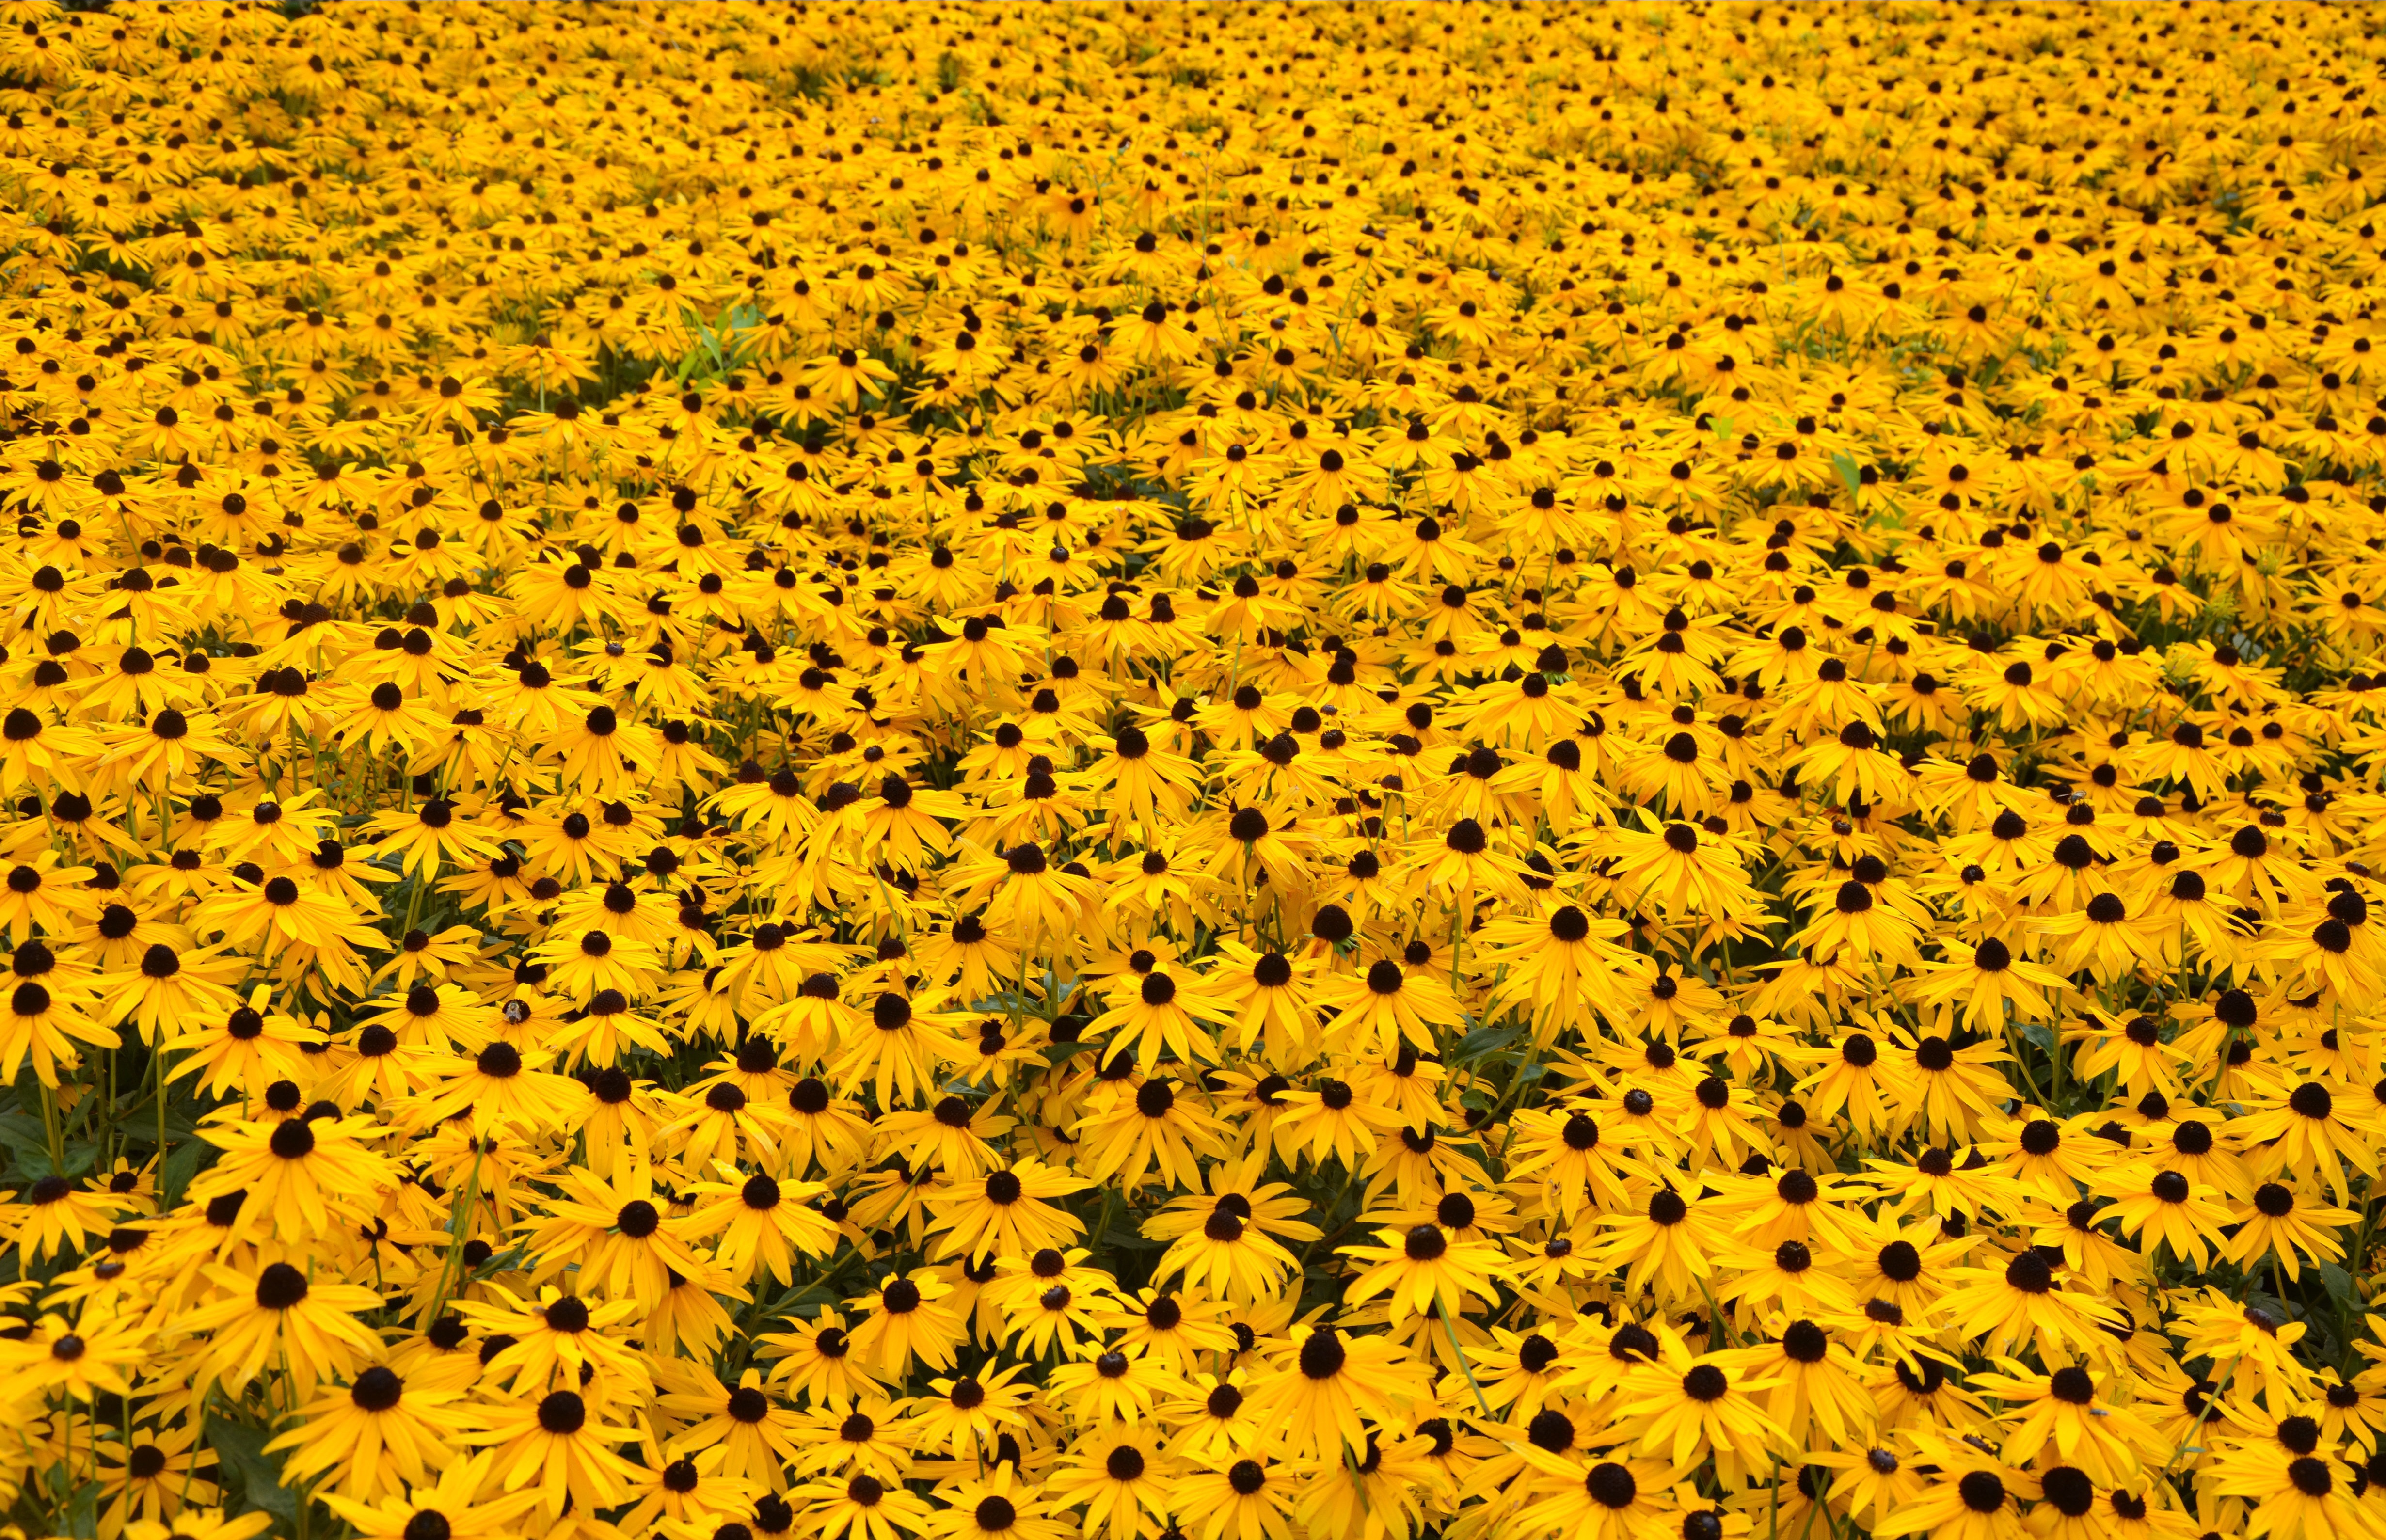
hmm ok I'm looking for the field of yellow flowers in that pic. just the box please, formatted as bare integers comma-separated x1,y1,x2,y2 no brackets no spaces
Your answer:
2,0,2385,1537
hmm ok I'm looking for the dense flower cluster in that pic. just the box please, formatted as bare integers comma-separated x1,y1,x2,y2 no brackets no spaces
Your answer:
1,1,2385,1537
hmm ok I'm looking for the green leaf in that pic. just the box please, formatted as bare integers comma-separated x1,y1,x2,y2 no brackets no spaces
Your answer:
2321,1263,2359,1313
56,1476,99,1539
208,1420,299,1523
469,1243,531,1282
0,1112,55,1178
1832,451,1864,503
1503,1063,1551,1095
1102,1227,1164,1252
760,1283,839,1318
754,1248,867,1319
1447,1024,1520,1064
105,1097,203,1148
161,1137,211,1207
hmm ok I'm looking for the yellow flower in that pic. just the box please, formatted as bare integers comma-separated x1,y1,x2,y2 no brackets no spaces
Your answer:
1337,1222,1507,1327
174,1262,384,1400
267,1365,476,1501
461,1389,644,1519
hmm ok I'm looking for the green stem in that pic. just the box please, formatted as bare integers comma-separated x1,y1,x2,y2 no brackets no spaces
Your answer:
36,1079,62,1174
401,868,429,940
2340,1186,2377,1373
1436,1294,1493,1419
423,1141,488,1327
2161,1358,2237,1480
1699,1271,1742,1349
154,1039,169,1190
2002,1001,2046,1107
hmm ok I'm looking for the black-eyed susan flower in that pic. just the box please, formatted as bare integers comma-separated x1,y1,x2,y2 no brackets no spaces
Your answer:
1174,1456,1298,1540
453,1284,652,1406
266,1365,475,1501
677,1165,840,1289
1152,1197,1304,1305
1072,1077,1232,1191
2233,1080,2384,1204
174,1261,384,1399
2225,1181,2359,1281
918,1468,1076,1540
0,1310,149,1403
186,1110,393,1244
1937,1249,2122,1367
1510,1447,1680,1540
845,1270,968,1381
660,1366,811,1487
1338,1222,1508,1327
901,1364,1035,1462
793,1467,937,1540
1045,1339,1186,1427
1968,1362,2167,1486
1877,1436,2038,1540
924,1159,1088,1266
517,1160,707,1312
757,1310,888,1414
461,1388,644,1520
1246,1323,1419,1460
